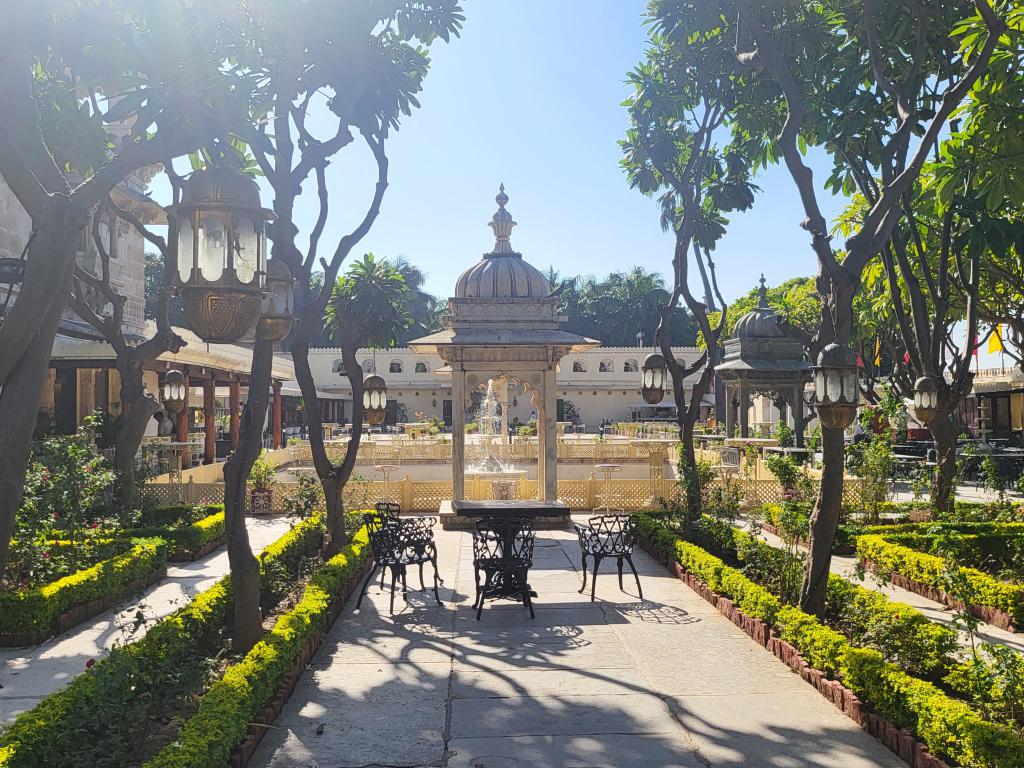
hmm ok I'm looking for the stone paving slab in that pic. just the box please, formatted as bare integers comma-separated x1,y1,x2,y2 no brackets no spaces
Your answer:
250,522,906,768
0,516,292,723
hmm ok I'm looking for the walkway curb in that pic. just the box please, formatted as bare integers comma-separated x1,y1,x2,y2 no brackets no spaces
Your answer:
637,534,951,768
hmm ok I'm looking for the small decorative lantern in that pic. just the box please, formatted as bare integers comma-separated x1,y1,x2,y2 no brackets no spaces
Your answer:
166,166,275,343
913,374,940,423
162,369,187,415
641,352,668,404
257,259,294,342
363,374,388,426
813,343,860,429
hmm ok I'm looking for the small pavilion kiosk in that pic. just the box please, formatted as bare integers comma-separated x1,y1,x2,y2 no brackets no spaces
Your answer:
716,277,812,447
409,186,598,525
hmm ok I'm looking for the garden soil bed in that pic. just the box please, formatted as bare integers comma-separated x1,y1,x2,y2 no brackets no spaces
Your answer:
229,556,372,768
637,533,951,768
859,557,1018,633
168,535,225,562
0,565,168,647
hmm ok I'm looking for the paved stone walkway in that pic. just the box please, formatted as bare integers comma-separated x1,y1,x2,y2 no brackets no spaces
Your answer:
0,516,293,723
251,522,903,768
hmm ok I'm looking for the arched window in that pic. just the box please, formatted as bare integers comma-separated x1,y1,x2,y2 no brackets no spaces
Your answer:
572,360,586,373
599,359,614,373
389,360,403,374
331,359,343,374
362,359,375,374
415,361,428,373
623,358,638,373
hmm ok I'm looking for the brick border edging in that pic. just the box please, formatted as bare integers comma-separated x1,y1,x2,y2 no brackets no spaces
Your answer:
0,564,169,647
636,534,950,768
859,558,1019,633
759,522,854,556
228,556,373,768
168,535,226,562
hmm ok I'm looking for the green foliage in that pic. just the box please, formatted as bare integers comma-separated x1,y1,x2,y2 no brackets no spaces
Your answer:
248,453,276,491
122,509,226,560
775,420,794,448
765,454,800,493
324,254,412,350
143,526,370,768
280,476,325,521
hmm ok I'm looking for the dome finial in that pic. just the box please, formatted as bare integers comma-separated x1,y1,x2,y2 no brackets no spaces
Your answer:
757,274,769,308
487,183,517,255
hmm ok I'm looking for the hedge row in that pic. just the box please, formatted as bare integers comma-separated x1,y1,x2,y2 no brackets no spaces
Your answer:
635,516,1024,768
0,538,167,638
123,511,226,559
0,514,330,768
856,534,1024,626
144,526,370,768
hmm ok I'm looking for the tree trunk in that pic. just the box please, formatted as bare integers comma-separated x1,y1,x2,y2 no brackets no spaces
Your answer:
113,356,159,520
222,335,274,654
680,419,701,526
928,412,958,517
799,425,845,616
0,210,83,576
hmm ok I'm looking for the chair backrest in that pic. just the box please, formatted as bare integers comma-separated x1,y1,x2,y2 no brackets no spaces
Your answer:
376,501,401,520
718,446,741,468
472,516,535,564
363,511,399,561
585,514,637,553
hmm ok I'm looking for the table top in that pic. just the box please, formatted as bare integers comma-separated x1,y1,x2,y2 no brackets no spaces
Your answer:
594,463,622,471
451,499,569,517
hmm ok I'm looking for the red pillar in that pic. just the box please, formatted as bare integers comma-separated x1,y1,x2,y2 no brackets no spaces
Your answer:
272,382,282,449
229,379,240,449
203,378,216,465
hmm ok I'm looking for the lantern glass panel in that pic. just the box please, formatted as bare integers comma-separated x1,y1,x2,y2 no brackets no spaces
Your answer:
643,369,654,388
826,371,842,402
814,370,825,399
272,277,291,315
235,217,259,283
198,211,228,281
363,391,371,409
844,371,858,403
177,216,194,283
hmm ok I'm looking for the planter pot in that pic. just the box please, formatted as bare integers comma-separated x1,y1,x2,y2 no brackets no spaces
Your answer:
250,488,273,516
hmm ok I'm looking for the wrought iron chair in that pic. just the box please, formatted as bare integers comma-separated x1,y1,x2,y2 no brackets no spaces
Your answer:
371,501,402,588
574,514,643,602
472,516,536,620
355,511,442,614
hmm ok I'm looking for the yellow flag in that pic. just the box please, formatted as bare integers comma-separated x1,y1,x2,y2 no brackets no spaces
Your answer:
873,336,881,366
989,324,1005,354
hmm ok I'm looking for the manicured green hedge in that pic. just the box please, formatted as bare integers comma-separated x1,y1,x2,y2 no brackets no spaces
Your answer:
0,538,167,638
144,525,370,768
636,515,1024,768
857,534,1024,626
123,511,226,558
0,514,330,768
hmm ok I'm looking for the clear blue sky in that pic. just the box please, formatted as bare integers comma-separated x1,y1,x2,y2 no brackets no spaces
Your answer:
286,0,851,305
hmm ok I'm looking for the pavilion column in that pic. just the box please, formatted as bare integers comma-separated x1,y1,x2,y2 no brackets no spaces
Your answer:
203,378,216,465
176,370,191,443
739,383,750,438
452,367,466,501
725,385,736,438
229,379,240,449
272,382,282,450
794,385,806,449
496,378,510,442
542,366,557,502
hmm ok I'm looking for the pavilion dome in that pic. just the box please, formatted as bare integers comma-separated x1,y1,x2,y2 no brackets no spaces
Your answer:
733,275,786,339
454,185,550,300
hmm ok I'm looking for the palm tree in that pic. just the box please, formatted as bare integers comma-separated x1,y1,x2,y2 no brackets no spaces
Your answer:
390,255,441,340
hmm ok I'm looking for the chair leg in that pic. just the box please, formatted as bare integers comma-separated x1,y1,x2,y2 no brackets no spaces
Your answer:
578,553,588,594
389,566,399,615
401,566,409,603
476,572,485,620
590,556,602,602
617,557,624,591
380,565,387,590
418,561,426,590
523,584,535,619
355,563,378,610
431,557,442,607
625,554,643,600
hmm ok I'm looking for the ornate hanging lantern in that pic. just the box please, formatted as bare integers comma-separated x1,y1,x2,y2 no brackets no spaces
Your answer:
641,352,668,404
166,167,274,342
257,259,294,342
913,374,940,423
813,343,860,429
363,374,388,426
162,369,187,415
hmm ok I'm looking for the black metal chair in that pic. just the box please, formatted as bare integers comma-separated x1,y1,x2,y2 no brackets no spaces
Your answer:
375,500,401,520
355,511,442,614
472,516,536,620
574,514,643,602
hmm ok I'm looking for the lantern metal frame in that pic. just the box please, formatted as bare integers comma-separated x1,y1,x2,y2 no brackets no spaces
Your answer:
912,374,941,423
0,257,26,285
812,343,860,429
257,258,295,342
640,352,668,405
165,167,276,343
162,369,187,415
363,373,388,426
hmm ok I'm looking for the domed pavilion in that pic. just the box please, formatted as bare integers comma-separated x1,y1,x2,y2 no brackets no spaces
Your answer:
715,276,811,446
409,185,599,505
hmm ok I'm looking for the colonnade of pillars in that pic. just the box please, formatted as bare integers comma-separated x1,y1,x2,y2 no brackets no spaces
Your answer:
723,383,807,448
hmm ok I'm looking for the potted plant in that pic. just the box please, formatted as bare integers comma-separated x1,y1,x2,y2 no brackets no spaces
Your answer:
248,452,276,515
